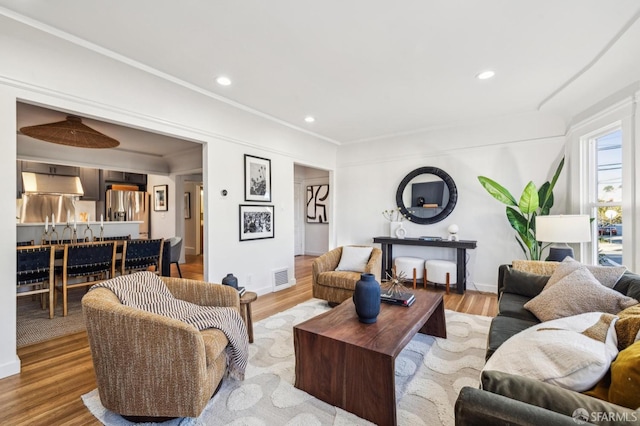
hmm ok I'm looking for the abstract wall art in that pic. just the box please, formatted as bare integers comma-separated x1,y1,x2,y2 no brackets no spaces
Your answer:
306,184,329,223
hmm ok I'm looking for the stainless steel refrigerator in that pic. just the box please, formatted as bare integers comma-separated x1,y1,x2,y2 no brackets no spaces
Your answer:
105,189,150,238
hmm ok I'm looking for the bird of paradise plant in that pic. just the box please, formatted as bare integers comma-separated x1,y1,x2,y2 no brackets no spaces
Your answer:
478,157,564,260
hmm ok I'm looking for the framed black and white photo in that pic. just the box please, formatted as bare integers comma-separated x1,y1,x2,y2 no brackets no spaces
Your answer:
184,192,191,219
239,204,274,241
244,154,271,202
306,184,329,223
153,185,168,211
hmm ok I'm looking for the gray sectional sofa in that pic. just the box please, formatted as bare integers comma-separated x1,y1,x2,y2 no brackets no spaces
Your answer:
454,264,640,426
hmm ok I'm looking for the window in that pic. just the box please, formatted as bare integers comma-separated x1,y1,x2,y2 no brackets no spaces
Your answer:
589,129,622,265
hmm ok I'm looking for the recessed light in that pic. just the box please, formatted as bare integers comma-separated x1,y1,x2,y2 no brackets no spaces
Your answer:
304,116,315,123
476,70,495,80
215,76,232,86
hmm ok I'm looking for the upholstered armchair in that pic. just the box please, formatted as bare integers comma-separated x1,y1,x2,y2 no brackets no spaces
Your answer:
82,276,240,420
312,246,382,305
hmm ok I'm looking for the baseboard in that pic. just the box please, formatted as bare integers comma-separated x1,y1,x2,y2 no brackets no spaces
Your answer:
466,282,497,294
0,355,21,379
304,251,325,256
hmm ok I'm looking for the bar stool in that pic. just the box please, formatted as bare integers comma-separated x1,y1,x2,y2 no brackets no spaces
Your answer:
425,259,456,294
393,256,426,289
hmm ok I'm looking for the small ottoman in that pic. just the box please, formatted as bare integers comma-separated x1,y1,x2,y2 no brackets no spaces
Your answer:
394,256,426,289
425,259,457,294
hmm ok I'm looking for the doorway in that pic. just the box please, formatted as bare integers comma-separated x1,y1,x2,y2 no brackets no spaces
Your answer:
293,164,330,257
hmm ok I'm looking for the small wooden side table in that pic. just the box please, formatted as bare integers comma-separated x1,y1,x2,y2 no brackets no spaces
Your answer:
239,291,258,343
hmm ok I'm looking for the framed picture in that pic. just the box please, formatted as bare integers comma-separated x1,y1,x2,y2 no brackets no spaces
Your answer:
306,184,329,223
184,192,191,219
239,204,274,241
153,185,168,211
244,154,271,202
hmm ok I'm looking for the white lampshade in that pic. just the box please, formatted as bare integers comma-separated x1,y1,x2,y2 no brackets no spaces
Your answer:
535,215,591,243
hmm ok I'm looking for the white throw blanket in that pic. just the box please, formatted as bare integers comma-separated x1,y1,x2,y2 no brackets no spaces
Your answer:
91,271,248,380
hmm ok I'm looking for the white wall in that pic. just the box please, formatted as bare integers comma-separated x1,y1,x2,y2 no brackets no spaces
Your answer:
0,16,337,378
148,174,177,240
0,90,19,378
336,114,567,292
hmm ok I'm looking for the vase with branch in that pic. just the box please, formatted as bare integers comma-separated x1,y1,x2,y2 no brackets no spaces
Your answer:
383,207,410,238
477,157,564,260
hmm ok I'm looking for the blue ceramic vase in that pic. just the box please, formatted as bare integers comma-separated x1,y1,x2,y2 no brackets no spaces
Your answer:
221,273,238,289
353,273,381,324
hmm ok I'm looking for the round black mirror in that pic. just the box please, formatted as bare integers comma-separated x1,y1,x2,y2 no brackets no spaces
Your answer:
395,167,458,225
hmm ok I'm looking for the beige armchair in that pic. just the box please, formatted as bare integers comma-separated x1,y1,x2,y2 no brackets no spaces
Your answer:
312,246,382,305
82,276,240,420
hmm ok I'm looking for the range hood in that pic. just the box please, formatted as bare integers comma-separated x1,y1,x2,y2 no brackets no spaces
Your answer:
22,172,84,196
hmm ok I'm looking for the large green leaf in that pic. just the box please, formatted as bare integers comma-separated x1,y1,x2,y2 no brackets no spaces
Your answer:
506,206,529,234
538,184,554,216
539,157,564,211
515,237,530,259
518,181,539,214
518,228,538,259
478,176,517,206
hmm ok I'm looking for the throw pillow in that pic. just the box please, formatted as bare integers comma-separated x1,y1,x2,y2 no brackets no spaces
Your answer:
483,312,619,392
511,260,559,277
608,340,640,409
615,304,640,350
546,257,627,289
502,267,550,298
335,246,373,273
524,267,638,322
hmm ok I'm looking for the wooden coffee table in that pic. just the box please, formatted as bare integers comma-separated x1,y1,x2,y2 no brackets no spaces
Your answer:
294,291,446,426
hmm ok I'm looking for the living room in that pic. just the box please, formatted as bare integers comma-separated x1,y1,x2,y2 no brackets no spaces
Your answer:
1,2,640,423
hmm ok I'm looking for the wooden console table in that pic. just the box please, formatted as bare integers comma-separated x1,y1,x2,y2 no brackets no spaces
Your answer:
373,236,477,294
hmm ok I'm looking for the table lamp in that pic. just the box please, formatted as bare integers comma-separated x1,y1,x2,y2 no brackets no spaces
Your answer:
535,215,591,261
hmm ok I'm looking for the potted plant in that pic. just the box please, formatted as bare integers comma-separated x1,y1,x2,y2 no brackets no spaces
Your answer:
478,157,564,260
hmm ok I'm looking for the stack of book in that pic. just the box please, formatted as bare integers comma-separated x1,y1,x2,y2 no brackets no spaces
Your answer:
238,286,246,297
380,291,415,307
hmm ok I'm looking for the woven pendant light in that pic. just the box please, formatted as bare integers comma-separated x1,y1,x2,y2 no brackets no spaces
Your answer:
20,115,120,148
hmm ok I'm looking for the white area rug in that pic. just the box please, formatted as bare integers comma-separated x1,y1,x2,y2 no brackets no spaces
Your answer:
82,298,491,425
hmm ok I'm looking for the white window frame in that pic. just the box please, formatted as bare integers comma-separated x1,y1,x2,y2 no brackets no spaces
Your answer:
584,124,623,264
565,93,637,271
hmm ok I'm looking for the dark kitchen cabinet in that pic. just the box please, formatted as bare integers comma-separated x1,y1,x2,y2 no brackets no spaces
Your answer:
104,170,147,186
79,167,100,201
21,161,79,177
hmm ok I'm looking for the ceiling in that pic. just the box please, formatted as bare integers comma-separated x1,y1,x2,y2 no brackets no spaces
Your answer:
16,102,200,159
2,1,640,145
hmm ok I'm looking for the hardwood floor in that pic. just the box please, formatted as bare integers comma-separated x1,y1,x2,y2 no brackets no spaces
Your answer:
1,254,497,425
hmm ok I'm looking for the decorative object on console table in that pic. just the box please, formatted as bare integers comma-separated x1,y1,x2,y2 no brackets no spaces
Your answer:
244,154,271,202
239,204,275,241
352,273,381,323
448,224,459,241
390,221,403,238
535,215,591,261
383,207,410,238
153,185,168,211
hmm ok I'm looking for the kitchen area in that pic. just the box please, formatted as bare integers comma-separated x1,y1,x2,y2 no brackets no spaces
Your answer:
16,160,151,244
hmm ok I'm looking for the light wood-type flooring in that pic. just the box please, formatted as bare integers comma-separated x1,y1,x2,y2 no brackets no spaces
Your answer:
0,255,497,425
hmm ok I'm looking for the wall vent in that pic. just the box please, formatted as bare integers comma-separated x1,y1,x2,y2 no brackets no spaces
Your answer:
272,267,292,292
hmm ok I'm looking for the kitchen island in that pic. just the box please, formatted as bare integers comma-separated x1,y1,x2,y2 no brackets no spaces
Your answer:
17,221,143,244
